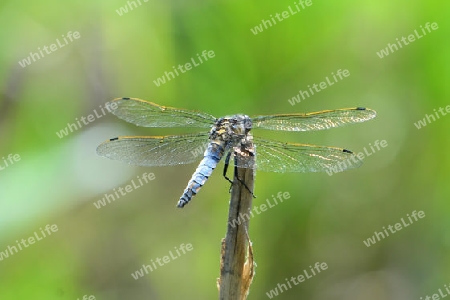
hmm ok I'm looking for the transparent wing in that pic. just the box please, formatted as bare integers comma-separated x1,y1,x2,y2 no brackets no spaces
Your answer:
108,98,217,128
252,107,376,131
96,133,210,166
246,137,362,173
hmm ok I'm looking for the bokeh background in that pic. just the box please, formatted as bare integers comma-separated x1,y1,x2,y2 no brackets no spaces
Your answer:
0,0,448,299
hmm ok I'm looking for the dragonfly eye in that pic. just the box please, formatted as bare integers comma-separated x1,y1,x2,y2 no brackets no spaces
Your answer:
229,118,238,128
244,118,252,131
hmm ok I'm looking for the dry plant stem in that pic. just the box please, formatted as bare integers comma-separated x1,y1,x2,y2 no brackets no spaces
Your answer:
219,166,255,300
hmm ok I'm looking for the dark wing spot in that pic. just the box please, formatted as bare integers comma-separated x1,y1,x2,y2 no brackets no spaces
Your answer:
110,137,119,141
122,97,130,100
343,149,353,154
356,107,366,110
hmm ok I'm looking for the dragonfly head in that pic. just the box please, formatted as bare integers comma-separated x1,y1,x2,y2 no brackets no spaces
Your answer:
228,114,252,136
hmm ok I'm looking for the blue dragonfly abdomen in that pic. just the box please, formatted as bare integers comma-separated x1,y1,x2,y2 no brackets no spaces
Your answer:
177,142,226,208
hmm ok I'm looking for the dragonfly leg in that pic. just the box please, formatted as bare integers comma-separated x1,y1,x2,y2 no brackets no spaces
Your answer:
223,152,234,185
232,156,256,199
223,152,256,198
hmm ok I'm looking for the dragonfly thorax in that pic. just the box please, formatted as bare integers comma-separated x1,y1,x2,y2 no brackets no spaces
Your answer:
209,114,252,144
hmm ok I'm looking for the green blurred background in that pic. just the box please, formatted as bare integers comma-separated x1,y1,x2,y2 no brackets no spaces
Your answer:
0,0,448,299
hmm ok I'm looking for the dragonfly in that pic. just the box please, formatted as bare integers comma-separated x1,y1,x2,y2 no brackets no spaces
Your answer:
97,98,376,208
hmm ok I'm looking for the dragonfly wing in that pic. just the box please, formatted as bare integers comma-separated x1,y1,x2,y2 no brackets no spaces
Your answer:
109,98,217,128
252,107,376,131
251,137,362,173
96,133,210,166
